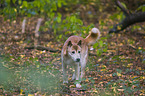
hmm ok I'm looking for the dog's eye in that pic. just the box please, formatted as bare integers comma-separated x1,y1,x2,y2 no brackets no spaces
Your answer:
72,51,75,54
78,51,80,53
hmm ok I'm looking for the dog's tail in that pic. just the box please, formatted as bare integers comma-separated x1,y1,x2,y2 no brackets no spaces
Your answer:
85,28,100,45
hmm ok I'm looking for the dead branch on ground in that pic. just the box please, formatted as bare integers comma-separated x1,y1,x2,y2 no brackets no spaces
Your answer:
109,0,145,33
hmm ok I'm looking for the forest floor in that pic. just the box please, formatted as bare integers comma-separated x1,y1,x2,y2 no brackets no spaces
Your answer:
0,16,145,96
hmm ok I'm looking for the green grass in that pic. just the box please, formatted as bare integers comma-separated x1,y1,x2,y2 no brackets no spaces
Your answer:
0,51,144,95
0,55,61,95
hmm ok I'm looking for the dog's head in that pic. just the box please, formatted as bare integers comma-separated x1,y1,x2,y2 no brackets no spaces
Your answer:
67,40,82,62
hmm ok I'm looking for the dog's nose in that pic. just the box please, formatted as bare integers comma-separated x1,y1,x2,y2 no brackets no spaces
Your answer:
76,58,80,62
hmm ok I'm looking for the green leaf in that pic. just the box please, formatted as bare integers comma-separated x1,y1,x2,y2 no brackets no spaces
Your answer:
58,34,62,39
50,12,55,18
12,0,16,3
103,48,107,52
97,49,102,56
93,43,99,48
23,1,28,7
137,5,145,12
99,40,103,47
121,2,127,9
97,50,100,55
56,16,61,23
57,0,62,8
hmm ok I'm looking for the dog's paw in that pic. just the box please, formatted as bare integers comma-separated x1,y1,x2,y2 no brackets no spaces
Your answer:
63,81,68,84
76,84,81,88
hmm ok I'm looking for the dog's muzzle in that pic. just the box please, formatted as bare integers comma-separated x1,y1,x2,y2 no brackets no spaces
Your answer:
76,58,80,62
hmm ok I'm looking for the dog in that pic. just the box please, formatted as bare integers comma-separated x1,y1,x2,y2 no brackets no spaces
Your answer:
61,28,100,88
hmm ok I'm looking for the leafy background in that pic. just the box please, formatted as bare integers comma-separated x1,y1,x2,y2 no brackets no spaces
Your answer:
0,0,145,95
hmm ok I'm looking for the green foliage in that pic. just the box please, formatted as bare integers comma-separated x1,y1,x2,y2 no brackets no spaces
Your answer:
45,13,84,35
1,0,97,41
0,0,144,95
137,5,145,12
0,55,61,95
93,36,108,56
2,0,66,19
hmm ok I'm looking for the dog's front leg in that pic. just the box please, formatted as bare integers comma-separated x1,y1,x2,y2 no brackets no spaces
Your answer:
80,48,88,79
62,62,68,84
81,65,86,79
74,63,80,81
72,72,75,80
72,63,79,80
74,63,81,88
80,55,87,79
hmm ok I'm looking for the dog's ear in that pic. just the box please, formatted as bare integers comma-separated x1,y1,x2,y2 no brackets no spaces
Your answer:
63,50,67,55
77,40,82,46
63,41,72,55
67,41,72,46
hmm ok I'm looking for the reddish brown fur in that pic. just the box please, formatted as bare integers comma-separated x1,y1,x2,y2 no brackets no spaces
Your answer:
62,36,85,55
85,32,99,45
72,45,79,51
61,28,100,88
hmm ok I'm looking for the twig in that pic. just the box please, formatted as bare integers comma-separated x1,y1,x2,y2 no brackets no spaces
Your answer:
25,45,102,57
34,18,43,48
115,0,130,16
35,18,43,37
25,45,61,53
22,18,26,33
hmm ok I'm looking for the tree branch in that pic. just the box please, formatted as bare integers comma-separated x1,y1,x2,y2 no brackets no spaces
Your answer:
25,45,61,53
115,0,130,16
109,12,145,33
25,45,99,56
109,0,145,33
